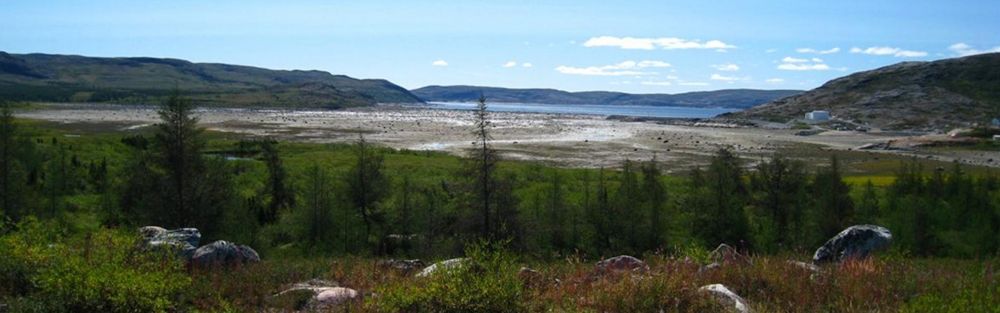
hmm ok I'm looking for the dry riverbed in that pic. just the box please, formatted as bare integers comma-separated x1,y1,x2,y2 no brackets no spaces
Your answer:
17,103,999,171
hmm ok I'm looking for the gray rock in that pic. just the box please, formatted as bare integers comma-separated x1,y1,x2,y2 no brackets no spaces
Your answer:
595,255,649,273
415,258,466,278
787,260,820,273
518,266,543,285
813,225,892,264
377,259,426,273
271,279,351,311
139,226,201,259
699,262,722,273
699,284,750,313
191,240,261,267
310,287,360,310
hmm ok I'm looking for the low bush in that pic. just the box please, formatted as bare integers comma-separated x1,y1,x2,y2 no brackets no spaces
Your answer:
371,241,525,313
0,218,190,313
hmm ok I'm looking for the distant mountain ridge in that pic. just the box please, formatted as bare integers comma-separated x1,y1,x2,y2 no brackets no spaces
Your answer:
727,52,1000,130
0,52,423,108
411,85,802,109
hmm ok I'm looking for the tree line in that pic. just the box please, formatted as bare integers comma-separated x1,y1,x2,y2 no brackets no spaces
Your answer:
1,97,997,259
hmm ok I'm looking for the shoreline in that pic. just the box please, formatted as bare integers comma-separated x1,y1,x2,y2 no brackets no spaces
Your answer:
15,103,998,170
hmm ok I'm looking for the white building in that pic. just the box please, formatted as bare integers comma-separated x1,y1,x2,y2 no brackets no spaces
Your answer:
805,110,830,121
992,118,999,127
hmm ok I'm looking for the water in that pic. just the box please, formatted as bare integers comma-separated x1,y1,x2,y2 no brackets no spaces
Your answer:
424,101,738,119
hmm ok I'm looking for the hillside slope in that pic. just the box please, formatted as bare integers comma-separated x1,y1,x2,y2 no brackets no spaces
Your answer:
411,85,801,109
0,52,422,108
727,53,1000,130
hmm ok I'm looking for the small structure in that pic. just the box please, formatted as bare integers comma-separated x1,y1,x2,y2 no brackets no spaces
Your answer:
992,118,999,127
805,110,830,121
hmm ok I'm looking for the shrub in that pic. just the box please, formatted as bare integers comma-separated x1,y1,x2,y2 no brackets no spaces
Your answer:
371,241,525,313
0,218,190,313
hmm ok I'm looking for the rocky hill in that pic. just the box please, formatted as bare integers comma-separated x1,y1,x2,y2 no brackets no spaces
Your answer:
0,52,422,108
726,53,1000,130
411,85,801,109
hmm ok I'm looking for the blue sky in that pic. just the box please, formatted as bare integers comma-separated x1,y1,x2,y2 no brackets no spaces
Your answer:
2,0,998,93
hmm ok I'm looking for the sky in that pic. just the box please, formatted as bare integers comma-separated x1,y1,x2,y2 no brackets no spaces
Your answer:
2,0,999,94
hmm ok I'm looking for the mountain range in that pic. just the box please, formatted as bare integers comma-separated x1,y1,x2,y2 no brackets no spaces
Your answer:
411,85,802,109
0,52,422,108
727,52,1000,130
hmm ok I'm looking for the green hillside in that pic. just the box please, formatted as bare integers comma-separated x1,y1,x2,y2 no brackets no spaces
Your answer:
0,52,423,108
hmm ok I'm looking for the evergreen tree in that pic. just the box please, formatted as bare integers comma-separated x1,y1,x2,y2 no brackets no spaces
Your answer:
297,163,335,248
750,156,808,251
545,170,567,251
259,140,294,225
347,135,388,249
0,102,30,222
812,155,855,242
463,95,501,239
856,179,880,224
640,157,667,250
615,160,641,252
688,149,751,249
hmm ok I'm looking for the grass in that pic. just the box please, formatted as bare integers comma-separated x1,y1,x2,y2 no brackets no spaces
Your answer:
2,220,996,313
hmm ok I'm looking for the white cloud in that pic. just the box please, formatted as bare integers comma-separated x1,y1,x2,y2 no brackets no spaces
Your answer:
777,56,830,71
766,48,778,53
850,46,927,57
710,74,741,81
431,60,448,67
521,62,533,68
948,42,1000,56
796,47,840,54
711,63,740,71
555,60,671,76
641,81,673,86
636,60,672,68
679,82,710,86
782,56,809,63
765,78,785,84
583,36,735,51
778,63,831,71
503,61,517,68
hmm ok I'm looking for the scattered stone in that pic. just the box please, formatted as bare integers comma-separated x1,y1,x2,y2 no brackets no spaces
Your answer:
415,258,467,277
709,243,746,264
271,280,357,311
377,259,426,273
139,226,201,259
595,255,649,274
699,262,722,273
787,260,820,273
813,225,892,264
311,287,360,310
191,240,261,267
699,284,751,313
518,266,544,286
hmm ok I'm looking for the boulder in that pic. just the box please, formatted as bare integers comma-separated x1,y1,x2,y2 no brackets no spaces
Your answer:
699,284,751,313
518,267,543,285
699,262,722,273
270,279,357,311
595,255,649,273
139,226,201,259
376,259,426,273
813,225,892,264
191,240,261,267
415,258,467,278
311,287,360,310
709,243,747,264
787,260,820,273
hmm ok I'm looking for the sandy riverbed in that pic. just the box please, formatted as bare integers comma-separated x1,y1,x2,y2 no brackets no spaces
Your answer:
16,104,998,170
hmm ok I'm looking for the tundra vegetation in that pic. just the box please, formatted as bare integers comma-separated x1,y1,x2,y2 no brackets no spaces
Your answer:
0,97,997,312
